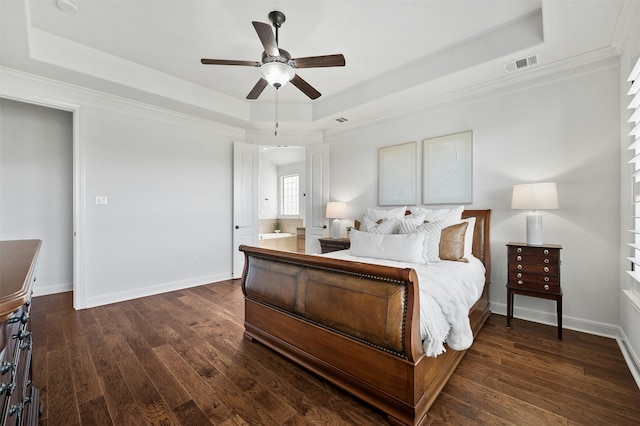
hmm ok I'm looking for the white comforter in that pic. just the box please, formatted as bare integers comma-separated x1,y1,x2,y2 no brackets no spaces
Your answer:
322,250,486,357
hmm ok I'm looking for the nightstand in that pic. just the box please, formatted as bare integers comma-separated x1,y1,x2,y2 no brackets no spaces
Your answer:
318,238,350,254
506,242,563,339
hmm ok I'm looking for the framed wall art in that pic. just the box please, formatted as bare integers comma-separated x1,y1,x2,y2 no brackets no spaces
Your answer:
423,131,472,204
378,142,417,206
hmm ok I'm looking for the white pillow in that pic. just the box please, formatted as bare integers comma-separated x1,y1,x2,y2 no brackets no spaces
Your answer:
412,222,442,262
360,217,398,234
349,229,427,264
461,217,476,258
409,205,464,229
365,206,407,222
397,217,425,234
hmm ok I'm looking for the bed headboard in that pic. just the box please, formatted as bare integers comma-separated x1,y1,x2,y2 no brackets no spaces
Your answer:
462,209,491,283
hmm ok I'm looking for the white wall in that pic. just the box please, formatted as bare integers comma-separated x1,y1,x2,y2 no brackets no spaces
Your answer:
0,98,73,294
1,69,245,308
327,64,621,334
82,105,237,307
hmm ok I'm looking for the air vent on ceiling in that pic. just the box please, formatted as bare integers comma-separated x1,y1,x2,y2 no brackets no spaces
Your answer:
503,53,540,74
335,117,349,123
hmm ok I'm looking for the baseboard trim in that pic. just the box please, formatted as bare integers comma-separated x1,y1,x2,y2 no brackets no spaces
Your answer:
618,329,640,389
82,273,233,309
33,282,73,297
491,301,620,339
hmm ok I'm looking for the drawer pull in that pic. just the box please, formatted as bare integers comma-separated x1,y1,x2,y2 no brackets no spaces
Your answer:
8,403,22,417
517,280,523,285
544,284,550,290
544,277,550,282
7,311,29,325
517,264,523,270
12,330,31,341
543,249,550,255
544,258,550,264
0,362,15,375
544,266,549,273
0,381,16,396
516,255,522,261
516,273,522,278
516,247,523,253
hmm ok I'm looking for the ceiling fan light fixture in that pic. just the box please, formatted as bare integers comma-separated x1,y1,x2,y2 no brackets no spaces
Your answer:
260,62,295,88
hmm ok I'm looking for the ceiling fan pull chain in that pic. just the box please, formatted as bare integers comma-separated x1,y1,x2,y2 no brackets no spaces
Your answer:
275,88,279,136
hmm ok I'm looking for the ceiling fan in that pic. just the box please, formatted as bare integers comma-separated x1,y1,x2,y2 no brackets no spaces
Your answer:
200,11,345,100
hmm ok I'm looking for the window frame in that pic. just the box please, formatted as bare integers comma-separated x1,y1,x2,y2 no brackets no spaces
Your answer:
280,173,300,217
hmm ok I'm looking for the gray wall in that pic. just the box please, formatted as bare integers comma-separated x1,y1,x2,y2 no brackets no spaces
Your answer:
0,98,73,294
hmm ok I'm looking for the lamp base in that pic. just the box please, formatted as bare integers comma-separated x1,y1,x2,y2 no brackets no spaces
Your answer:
331,218,341,239
526,212,543,246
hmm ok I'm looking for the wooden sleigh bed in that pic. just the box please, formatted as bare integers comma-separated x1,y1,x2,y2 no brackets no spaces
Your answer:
239,209,491,425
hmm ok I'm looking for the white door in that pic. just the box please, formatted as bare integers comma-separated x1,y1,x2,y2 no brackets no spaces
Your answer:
305,143,329,254
232,141,259,278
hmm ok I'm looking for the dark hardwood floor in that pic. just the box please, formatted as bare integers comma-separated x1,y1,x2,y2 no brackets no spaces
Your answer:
30,279,640,425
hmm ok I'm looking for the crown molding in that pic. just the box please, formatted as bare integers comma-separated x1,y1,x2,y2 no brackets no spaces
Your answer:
324,47,619,140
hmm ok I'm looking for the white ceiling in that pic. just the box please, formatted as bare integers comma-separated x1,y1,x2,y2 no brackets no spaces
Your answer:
0,0,630,133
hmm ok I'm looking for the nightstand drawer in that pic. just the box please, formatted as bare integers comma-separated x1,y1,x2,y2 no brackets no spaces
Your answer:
508,262,559,275
508,253,558,265
509,271,559,286
508,245,560,257
509,279,560,293
318,238,350,254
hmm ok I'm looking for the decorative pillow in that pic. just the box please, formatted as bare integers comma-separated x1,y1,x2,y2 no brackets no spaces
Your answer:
359,217,397,234
413,221,442,262
410,205,464,229
364,206,407,222
439,222,469,262
349,229,427,264
461,217,476,258
397,217,426,234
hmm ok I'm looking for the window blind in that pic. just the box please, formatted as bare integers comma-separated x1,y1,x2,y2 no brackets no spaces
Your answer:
626,55,640,306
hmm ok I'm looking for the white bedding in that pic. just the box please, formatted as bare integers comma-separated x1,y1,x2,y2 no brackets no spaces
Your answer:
322,250,486,357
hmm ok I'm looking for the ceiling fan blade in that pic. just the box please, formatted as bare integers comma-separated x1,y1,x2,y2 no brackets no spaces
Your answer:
201,59,260,67
252,21,279,57
246,78,268,100
291,54,345,68
290,74,321,100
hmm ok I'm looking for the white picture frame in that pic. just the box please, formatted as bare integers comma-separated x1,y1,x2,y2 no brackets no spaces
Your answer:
378,142,417,206
423,131,473,204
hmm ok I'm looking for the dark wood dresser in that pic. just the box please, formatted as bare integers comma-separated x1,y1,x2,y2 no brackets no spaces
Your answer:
506,242,562,339
1,240,42,425
318,238,350,254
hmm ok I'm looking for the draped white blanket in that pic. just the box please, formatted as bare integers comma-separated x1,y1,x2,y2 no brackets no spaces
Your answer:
322,251,486,357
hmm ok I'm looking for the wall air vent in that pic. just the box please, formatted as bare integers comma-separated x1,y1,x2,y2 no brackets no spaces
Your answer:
503,53,540,74
335,117,349,123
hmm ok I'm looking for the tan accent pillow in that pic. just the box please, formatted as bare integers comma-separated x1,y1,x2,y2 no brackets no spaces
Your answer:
439,222,469,262
354,218,382,232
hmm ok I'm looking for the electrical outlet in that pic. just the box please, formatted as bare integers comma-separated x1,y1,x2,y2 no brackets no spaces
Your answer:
96,196,108,205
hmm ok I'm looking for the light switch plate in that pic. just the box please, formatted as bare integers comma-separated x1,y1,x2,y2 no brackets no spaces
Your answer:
96,196,108,205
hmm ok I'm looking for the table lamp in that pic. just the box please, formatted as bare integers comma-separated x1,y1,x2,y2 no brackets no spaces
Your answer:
511,182,559,246
325,202,348,239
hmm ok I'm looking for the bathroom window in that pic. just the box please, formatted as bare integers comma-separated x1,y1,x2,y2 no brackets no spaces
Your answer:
282,174,299,216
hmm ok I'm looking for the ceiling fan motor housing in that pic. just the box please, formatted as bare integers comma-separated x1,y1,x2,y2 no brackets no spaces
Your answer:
268,11,286,28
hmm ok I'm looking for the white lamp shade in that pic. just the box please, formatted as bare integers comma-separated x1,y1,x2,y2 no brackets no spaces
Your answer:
511,182,559,210
325,201,348,219
259,62,295,88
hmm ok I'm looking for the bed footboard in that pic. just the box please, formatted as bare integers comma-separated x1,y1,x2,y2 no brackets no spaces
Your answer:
239,209,491,425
